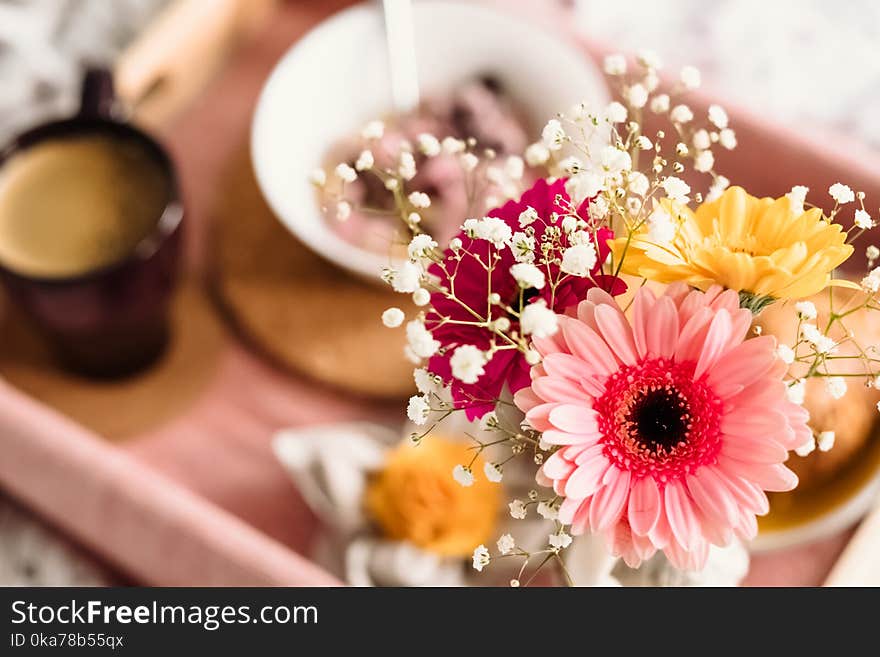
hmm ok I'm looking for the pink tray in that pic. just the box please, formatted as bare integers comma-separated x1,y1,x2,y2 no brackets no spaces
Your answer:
1,0,878,586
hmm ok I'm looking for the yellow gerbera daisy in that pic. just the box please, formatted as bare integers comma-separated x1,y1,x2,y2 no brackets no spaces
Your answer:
609,186,854,302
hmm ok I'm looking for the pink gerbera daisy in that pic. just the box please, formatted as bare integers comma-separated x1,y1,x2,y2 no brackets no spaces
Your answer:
427,178,623,419
514,283,810,570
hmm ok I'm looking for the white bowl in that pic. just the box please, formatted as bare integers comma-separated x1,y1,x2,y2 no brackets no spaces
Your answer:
251,0,608,281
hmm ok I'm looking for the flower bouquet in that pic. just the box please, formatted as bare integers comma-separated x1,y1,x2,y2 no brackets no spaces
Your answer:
312,53,878,585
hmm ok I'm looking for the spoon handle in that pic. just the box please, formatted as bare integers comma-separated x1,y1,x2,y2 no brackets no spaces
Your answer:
382,0,420,113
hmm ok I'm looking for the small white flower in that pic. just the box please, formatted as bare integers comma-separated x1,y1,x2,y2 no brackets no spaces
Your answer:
493,317,511,332
817,431,836,452
399,151,417,180
637,49,662,70
661,176,691,203
603,53,627,75
407,212,421,226
795,301,818,320
542,119,566,150
670,104,694,124
829,183,855,204
589,196,609,219
518,206,539,228
450,345,488,384
786,379,806,405
477,216,513,247
795,435,816,457
510,579,520,587
825,376,847,400
862,267,880,293
505,155,525,180
496,534,515,555
561,243,598,277
627,83,648,108
718,128,737,150
868,245,880,261
460,152,479,172
510,263,545,290
707,104,729,129
361,120,384,140
520,300,559,338
569,230,592,246
565,173,604,205
650,94,670,114
787,185,809,214
453,465,474,488
408,191,431,208
855,209,874,229
381,307,405,328
483,462,503,483
693,129,711,150
561,215,578,234
413,368,434,394
471,544,490,571
417,133,441,156
335,163,357,183
707,175,730,202
449,237,463,251
559,156,584,175
510,232,536,263
407,234,438,260
635,136,653,151
776,344,795,365
549,532,572,550
412,288,430,306
390,261,422,293
694,150,715,173
675,142,689,157
644,68,660,91
355,149,374,171
508,499,527,519
524,142,550,166
384,178,399,191
537,501,558,520
479,411,498,430
679,65,701,89
441,136,466,154
647,206,676,244
604,101,628,124
336,201,351,221
406,395,430,425
627,171,650,196
524,349,541,365
600,146,632,175
309,168,326,186
406,319,440,358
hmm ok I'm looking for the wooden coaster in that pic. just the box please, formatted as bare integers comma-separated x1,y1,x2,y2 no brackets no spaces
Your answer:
209,146,415,399
0,281,225,441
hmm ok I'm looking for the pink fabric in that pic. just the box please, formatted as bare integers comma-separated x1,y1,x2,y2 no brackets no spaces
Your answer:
0,0,877,586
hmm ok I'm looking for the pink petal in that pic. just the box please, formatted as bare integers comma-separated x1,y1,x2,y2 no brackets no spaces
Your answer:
513,386,542,413
558,496,583,525
664,536,709,571
561,320,618,375
579,375,607,398
594,304,639,365
564,447,610,498
524,402,555,431
589,468,631,531
542,429,600,445
713,467,770,515
541,450,576,480
646,296,679,360
694,309,733,378
720,433,789,464
570,498,592,534
720,408,789,437
531,376,585,403
542,352,589,382
648,504,672,548
717,457,798,492
688,467,739,527
549,404,599,434
674,307,713,363
631,287,657,358
664,480,702,550
706,336,776,394
734,509,758,541
628,476,661,536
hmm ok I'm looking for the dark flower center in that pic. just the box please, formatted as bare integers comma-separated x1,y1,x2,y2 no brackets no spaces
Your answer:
627,388,690,453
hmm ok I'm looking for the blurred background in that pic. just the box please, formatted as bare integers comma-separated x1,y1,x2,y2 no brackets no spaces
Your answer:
0,0,878,586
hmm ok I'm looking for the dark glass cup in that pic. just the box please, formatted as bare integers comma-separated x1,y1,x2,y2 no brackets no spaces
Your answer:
0,69,183,378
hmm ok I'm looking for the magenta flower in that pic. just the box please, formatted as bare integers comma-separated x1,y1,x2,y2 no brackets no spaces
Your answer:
514,284,809,570
426,178,622,419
